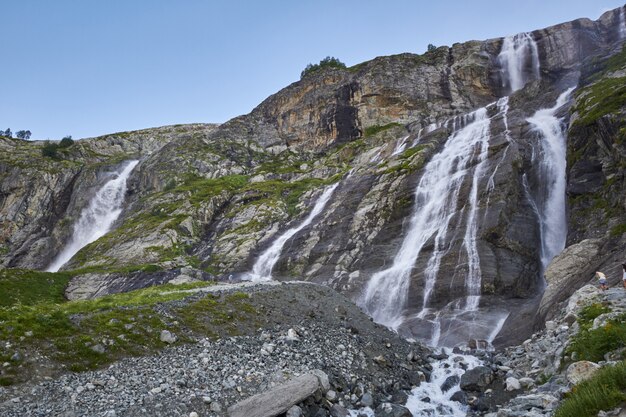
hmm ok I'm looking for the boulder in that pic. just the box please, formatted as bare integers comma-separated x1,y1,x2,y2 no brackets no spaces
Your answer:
508,394,559,411
460,366,494,392
538,239,602,321
374,403,412,417
505,377,521,391
227,371,329,417
441,375,460,393
566,361,601,385
159,330,177,344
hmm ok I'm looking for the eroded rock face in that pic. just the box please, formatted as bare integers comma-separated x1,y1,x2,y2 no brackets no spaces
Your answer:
538,239,603,320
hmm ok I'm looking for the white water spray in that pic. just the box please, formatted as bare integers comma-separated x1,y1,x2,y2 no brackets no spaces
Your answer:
405,349,483,417
359,107,492,329
498,32,540,92
46,160,139,272
526,87,574,270
245,182,340,281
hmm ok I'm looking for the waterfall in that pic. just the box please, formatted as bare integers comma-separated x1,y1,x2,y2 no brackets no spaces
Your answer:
498,32,540,92
244,182,340,282
46,160,139,272
526,87,574,270
391,135,410,156
359,107,492,329
620,7,626,39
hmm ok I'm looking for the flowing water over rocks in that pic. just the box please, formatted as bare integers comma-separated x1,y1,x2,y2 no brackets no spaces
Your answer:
525,88,574,271
497,32,540,93
244,182,340,282
46,160,139,272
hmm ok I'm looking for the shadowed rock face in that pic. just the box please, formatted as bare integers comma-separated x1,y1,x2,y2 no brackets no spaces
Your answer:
2,7,626,346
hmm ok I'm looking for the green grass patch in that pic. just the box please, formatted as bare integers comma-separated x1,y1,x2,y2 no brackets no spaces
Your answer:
554,361,626,417
363,123,403,137
574,76,626,126
567,311,626,363
610,223,626,237
0,269,74,307
0,280,261,383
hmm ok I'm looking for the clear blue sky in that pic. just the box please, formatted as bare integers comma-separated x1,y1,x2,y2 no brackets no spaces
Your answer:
1,0,624,140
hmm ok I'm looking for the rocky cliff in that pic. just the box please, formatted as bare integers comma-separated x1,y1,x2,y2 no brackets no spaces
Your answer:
1,6,626,349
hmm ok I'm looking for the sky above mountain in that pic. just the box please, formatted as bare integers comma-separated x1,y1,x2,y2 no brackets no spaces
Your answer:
2,0,624,140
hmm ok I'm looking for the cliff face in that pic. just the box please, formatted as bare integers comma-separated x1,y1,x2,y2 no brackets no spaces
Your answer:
0,124,218,270
2,7,626,346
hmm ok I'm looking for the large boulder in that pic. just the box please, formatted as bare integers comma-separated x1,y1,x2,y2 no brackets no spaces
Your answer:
227,370,329,417
460,366,494,392
566,361,601,385
537,239,602,320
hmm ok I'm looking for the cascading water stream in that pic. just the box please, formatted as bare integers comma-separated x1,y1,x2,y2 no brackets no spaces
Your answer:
244,182,340,282
46,160,139,272
405,349,483,417
498,32,540,92
620,7,626,39
526,87,575,270
359,107,492,329
391,135,410,156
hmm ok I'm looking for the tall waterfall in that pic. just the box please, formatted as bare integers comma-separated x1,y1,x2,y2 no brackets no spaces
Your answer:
498,32,540,92
359,107,492,329
46,160,139,272
526,88,575,270
245,182,339,282
620,7,626,39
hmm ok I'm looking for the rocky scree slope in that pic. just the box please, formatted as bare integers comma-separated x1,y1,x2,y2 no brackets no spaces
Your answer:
0,281,434,416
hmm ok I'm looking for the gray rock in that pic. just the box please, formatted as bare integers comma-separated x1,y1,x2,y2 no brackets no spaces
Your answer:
360,392,374,407
91,344,106,354
325,390,338,402
374,402,412,417
538,240,602,321
441,375,460,392
330,404,350,417
160,330,177,344
460,366,493,392
505,377,521,391
286,405,303,417
227,372,327,417
508,393,559,411
566,361,600,385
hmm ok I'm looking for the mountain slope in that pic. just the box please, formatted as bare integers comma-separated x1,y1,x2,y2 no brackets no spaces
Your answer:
1,6,626,348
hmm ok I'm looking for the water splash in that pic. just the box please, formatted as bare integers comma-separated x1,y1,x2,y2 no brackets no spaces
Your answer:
359,107,492,329
526,87,575,270
46,160,139,272
244,182,340,281
498,32,540,92
405,349,483,417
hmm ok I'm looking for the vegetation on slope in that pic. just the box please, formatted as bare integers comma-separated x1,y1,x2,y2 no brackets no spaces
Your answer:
555,361,626,417
555,303,626,417
301,56,347,79
0,268,256,386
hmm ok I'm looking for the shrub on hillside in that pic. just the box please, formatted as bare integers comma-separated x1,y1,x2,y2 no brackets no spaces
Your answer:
41,141,59,158
59,136,74,148
301,56,346,79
